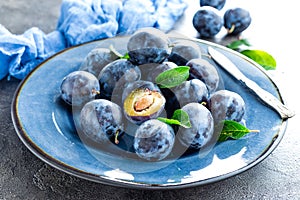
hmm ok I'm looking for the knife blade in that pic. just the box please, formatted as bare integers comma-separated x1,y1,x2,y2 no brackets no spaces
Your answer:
208,46,295,119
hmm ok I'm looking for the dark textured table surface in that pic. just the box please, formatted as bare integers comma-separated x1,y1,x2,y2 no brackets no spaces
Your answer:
1,0,299,199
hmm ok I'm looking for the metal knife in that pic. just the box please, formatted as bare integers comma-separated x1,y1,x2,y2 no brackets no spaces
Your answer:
208,46,295,120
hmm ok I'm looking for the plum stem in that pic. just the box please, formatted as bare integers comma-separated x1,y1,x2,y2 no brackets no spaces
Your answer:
114,130,120,144
201,102,207,106
91,89,100,95
228,24,236,34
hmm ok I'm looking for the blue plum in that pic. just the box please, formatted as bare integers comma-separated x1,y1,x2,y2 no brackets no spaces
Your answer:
60,71,100,106
98,59,141,100
187,58,220,94
168,40,202,66
173,79,209,107
209,90,245,123
193,8,223,38
224,8,251,35
133,119,175,161
79,48,118,77
80,99,124,144
177,103,214,150
127,28,170,65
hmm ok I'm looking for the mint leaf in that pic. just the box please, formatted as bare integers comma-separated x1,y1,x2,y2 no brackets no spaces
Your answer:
155,66,190,88
227,39,251,50
218,120,259,142
241,49,276,70
171,109,191,128
157,117,181,126
157,109,191,128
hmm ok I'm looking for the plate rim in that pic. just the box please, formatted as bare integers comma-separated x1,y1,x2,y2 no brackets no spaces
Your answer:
11,37,288,190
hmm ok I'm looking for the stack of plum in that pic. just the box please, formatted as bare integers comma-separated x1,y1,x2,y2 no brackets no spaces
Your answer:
59,28,245,162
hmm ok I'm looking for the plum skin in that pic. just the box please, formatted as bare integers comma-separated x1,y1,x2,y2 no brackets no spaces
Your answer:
187,58,220,94
60,70,100,106
79,47,118,77
98,59,141,100
168,40,202,66
79,99,124,144
127,28,170,65
193,8,223,38
177,103,214,150
224,8,251,35
172,79,209,107
133,119,175,161
209,90,245,123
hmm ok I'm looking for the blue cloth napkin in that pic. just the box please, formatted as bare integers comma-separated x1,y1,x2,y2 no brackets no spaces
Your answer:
0,0,187,80
119,0,187,33
0,25,66,80
57,0,122,46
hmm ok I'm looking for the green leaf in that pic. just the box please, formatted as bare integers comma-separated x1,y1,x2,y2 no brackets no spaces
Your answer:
155,66,190,88
157,109,191,128
218,120,259,142
171,109,192,128
241,49,276,70
227,39,251,50
157,117,182,126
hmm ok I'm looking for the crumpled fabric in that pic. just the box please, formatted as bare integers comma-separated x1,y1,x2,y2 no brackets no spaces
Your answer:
0,0,187,80
119,0,188,33
57,0,122,46
0,25,66,80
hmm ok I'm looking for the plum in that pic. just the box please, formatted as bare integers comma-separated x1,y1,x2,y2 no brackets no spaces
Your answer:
127,28,171,65
187,58,220,94
177,103,214,150
98,59,141,100
80,99,124,144
133,119,175,161
173,79,209,107
60,70,100,106
193,8,223,38
122,80,166,125
209,89,245,123
168,40,202,66
79,48,118,77
224,8,251,35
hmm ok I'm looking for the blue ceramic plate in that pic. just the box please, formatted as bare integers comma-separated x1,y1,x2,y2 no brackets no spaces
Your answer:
11,35,287,189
